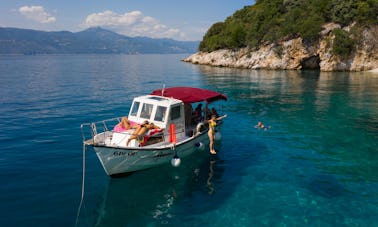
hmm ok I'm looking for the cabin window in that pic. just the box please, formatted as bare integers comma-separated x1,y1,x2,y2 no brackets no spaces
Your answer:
140,103,154,119
130,101,140,116
170,105,181,120
154,106,167,122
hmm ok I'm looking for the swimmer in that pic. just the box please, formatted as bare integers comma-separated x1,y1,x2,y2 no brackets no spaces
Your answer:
255,121,268,130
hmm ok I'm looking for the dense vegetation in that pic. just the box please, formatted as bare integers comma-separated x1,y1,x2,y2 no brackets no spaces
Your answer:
199,0,378,54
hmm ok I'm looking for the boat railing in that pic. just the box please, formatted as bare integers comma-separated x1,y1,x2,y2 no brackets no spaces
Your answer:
80,117,122,145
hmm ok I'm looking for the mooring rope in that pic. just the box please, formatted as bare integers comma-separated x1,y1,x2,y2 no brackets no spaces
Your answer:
75,142,87,226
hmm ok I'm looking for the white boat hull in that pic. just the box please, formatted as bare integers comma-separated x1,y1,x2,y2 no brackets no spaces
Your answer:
80,87,227,176
93,132,209,176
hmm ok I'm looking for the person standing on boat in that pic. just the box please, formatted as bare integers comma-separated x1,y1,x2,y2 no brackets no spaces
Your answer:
207,114,227,154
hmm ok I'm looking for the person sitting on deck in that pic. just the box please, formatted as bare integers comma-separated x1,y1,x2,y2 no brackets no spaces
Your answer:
113,117,132,132
192,103,203,124
204,106,211,120
211,108,219,118
126,121,160,146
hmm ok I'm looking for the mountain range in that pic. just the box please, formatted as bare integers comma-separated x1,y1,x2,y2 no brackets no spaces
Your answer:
0,27,199,55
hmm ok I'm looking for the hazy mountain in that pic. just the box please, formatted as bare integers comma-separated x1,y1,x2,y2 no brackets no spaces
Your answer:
0,27,199,54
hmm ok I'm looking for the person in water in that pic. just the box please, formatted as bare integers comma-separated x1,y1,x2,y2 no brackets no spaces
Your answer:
126,121,160,146
255,121,268,130
207,114,227,154
113,117,132,132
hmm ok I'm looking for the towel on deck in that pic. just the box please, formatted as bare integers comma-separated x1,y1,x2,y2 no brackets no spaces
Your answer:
113,120,139,132
140,128,164,146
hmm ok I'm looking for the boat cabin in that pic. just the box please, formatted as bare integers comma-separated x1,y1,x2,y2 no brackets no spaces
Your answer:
128,95,187,143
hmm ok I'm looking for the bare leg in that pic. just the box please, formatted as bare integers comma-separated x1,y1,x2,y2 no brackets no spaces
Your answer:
208,130,216,154
126,135,136,146
127,126,149,146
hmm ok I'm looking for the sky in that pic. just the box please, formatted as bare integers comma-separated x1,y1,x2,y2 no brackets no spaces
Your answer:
0,0,254,41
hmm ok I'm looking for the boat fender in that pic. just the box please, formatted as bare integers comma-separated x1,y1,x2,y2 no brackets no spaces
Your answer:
195,142,205,151
171,155,181,167
196,123,205,135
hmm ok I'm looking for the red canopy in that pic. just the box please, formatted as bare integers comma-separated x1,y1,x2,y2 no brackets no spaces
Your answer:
150,87,227,104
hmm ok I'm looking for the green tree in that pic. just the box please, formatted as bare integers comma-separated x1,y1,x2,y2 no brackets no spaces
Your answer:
332,28,355,58
199,0,377,52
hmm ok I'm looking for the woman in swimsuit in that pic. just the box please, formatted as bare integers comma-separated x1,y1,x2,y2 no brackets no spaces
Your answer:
207,114,227,154
126,121,159,146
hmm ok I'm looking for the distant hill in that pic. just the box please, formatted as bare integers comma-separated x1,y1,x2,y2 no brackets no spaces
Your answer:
0,27,199,54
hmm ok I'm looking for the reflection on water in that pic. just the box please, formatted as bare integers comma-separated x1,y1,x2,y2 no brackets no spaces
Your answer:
92,154,228,226
206,160,216,195
90,141,262,227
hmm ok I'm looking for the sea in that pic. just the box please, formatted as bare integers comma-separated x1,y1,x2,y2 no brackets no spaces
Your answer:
0,54,377,227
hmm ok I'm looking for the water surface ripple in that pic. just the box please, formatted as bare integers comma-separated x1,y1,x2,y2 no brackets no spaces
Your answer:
0,55,377,226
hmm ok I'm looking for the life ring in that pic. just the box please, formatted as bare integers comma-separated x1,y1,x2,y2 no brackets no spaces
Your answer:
195,122,205,135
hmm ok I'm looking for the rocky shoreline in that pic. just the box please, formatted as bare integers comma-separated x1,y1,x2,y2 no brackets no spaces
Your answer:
184,23,377,72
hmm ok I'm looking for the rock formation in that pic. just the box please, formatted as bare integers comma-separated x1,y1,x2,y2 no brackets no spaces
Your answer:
184,23,378,71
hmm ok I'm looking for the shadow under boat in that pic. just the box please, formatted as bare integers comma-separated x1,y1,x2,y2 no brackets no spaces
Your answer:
89,131,268,226
91,150,223,226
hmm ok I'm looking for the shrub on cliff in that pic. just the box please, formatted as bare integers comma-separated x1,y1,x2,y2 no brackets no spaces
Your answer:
332,28,355,58
199,0,378,52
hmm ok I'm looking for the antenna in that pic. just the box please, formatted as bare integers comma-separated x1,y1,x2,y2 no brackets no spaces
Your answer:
162,84,165,96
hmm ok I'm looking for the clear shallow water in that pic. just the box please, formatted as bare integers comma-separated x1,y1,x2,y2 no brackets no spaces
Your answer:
0,55,377,226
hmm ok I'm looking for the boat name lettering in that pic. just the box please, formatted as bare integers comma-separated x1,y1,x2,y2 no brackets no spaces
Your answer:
113,151,137,156
155,152,173,158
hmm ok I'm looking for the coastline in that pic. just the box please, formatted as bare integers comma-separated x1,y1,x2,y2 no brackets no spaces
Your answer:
183,50,378,72
368,68,378,73
184,24,377,72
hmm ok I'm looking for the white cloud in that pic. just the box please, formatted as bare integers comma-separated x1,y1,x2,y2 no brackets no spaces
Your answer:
82,10,186,40
19,6,56,23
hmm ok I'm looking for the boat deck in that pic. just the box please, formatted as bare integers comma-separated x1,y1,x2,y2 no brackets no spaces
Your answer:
83,139,94,146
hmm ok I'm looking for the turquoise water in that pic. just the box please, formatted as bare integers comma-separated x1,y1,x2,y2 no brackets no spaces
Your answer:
0,54,377,226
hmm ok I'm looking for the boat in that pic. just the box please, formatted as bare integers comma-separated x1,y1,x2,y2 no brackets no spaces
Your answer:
80,87,227,176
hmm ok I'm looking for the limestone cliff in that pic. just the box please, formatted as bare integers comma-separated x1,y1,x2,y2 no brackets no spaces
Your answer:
184,24,378,71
